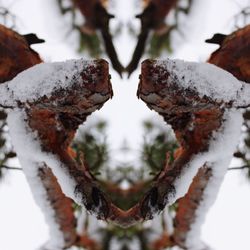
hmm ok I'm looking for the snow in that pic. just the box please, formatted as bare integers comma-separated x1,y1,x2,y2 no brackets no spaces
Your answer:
163,209,174,235
173,109,243,202
6,108,89,249
6,109,79,201
7,109,66,250
0,59,96,107
153,59,250,107
165,108,243,206
4,58,245,250
173,109,243,249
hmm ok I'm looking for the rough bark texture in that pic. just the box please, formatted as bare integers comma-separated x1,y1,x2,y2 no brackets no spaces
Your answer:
0,25,78,249
170,24,250,249
2,22,249,249
137,59,223,220
11,57,227,229
173,165,212,248
26,59,114,220
38,166,77,247
0,24,42,82
207,24,250,82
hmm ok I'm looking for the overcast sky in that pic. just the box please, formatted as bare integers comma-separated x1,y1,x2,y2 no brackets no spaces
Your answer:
0,0,250,249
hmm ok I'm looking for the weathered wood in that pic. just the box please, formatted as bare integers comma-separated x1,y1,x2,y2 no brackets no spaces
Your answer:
173,165,212,248
0,24,42,83
0,25,78,249
208,24,250,82
170,24,250,248
38,166,77,248
26,59,115,222
137,59,224,220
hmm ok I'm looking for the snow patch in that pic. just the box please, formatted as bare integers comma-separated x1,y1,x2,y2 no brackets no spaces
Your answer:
7,109,66,249
154,59,250,107
0,59,96,107
7,109,78,202
6,108,89,249
172,109,243,249
172,109,243,204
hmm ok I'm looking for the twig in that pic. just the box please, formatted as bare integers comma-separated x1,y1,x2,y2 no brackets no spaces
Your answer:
1,165,22,171
228,165,249,171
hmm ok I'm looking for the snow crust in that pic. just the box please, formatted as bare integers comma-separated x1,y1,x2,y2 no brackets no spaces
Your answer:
154,59,250,107
0,59,96,107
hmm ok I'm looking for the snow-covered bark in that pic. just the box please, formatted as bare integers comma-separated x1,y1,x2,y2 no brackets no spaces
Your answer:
2,57,248,234
7,109,77,250
3,58,112,248
173,110,242,250
173,109,243,204
138,59,246,230
0,58,103,107
150,59,250,107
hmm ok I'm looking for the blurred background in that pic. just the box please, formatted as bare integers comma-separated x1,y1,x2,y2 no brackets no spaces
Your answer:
0,0,250,249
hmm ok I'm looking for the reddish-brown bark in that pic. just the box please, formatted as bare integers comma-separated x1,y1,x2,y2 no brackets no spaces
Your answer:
208,24,250,82
2,22,249,240
38,166,77,247
26,59,113,220
173,165,212,248
137,59,223,220
145,0,178,29
76,232,101,250
0,24,42,83
151,232,173,250
170,24,250,248
4,55,226,229
0,25,78,249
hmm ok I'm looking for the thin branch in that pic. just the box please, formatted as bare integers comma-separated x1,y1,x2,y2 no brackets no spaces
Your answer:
1,165,22,171
228,165,249,171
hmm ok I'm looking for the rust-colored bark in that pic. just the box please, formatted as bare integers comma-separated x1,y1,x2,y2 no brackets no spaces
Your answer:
136,59,224,220
2,23,248,236
0,25,79,249
38,166,77,248
0,24,42,82
76,232,101,250
151,232,174,250
11,57,227,229
207,24,250,82
145,0,178,28
26,59,115,221
169,24,250,248
173,165,212,248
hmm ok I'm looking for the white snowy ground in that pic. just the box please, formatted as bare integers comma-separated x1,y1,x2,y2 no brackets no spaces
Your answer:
0,0,250,249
